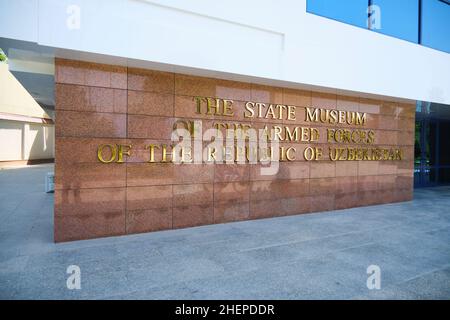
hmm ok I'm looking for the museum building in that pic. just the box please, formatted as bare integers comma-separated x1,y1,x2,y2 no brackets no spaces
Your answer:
0,0,449,242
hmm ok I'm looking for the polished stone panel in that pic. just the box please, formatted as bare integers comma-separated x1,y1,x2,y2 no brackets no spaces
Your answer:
54,211,125,242
337,95,360,112
250,162,310,181
55,163,126,190
172,183,215,228
335,192,359,210
214,201,250,223
173,204,214,229
173,184,214,207
310,177,336,194
54,59,416,241
214,182,250,203
55,59,127,89
358,190,381,207
128,90,174,117
173,164,215,185
310,194,335,212
56,137,127,164
175,74,251,101
128,68,174,94
250,180,310,204
127,115,174,139
126,185,172,211
56,110,127,138
125,139,171,163
251,84,283,104
311,92,337,109
249,198,284,219
311,161,336,178
282,88,311,107
55,187,125,216
358,176,379,192
336,161,358,177
126,208,172,234
55,59,85,85
215,164,250,182
126,163,174,187
335,176,358,194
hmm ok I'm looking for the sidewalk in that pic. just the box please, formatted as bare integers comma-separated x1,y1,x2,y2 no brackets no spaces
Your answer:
0,164,449,299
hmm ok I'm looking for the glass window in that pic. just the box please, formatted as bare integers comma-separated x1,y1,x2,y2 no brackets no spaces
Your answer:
421,0,450,53
415,103,450,187
307,0,369,28
414,122,422,167
429,121,438,166
438,168,450,184
370,0,419,43
438,121,450,165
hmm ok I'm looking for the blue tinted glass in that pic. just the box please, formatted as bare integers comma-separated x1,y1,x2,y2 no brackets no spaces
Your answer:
421,0,450,53
371,0,419,43
307,0,369,28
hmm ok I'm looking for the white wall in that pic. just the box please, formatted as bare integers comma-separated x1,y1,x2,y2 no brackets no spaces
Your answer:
0,120,55,161
1,0,450,104
0,63,54,161
0,120,23,161
0,64,52,119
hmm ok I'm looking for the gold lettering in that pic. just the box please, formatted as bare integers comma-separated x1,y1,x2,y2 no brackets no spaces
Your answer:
273,126,283,141
301,127,310,142
287,105,296,121
327,129,335,143
235,146,246,162
145,144,159,163
286,147,296,161
338,111,346,124
368,131,375,144
193,96,204,114
304,147,322,161
256,103,265,118
311,128,320,142
207,147,217,162
347,148,356,161
97,144,117,163
223,99,234,117
244,102,255,118
277,105,287,120
181,146,193,163
265,104,276,119
116,144,131,163
161,144,172,162
329,110,338,123
305,107,319,122
206,97,220,115
320,109,330,123
223,146,234,162
329,148,339,161
285,126,299,142
356,112,367,126
173,120,196,138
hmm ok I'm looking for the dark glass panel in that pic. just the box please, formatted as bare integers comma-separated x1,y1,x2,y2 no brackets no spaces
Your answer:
371,0,419,43
421,0,450,53
438,168,450,184
307,0,369,28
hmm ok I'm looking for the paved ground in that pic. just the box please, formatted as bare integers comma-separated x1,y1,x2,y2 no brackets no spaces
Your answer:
0,164,449,300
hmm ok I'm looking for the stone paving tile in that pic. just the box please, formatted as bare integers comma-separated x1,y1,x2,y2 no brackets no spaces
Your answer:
0,164,449,299
400,266,450,300
353,285,424,300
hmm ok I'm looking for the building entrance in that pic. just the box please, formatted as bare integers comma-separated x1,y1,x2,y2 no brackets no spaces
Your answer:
415,102,450,187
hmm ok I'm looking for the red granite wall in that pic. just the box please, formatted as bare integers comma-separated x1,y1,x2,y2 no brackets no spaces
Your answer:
54,59,415,242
